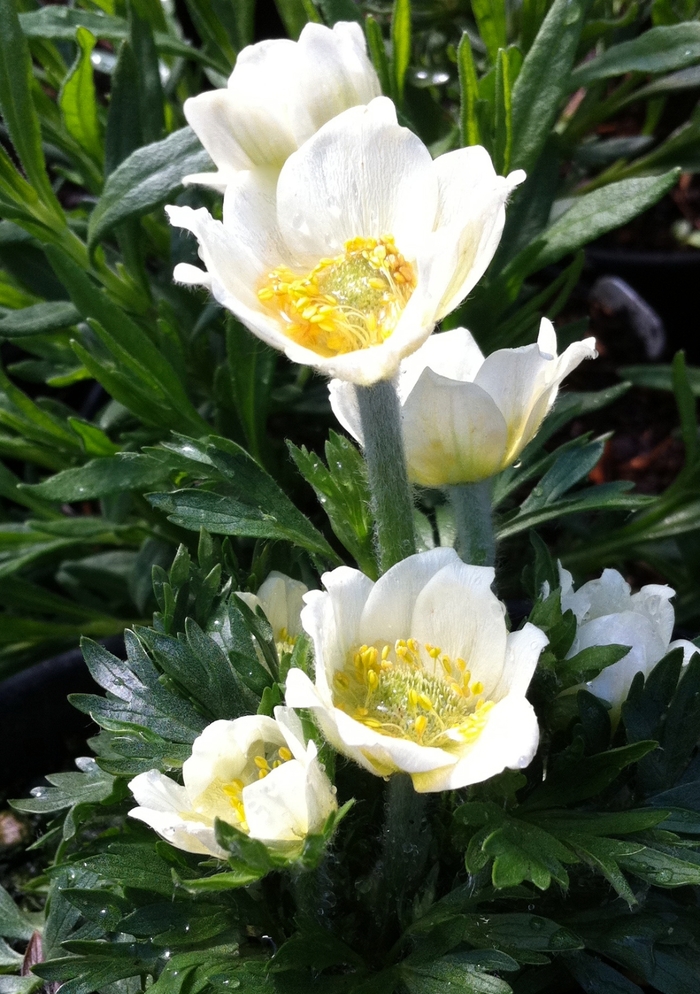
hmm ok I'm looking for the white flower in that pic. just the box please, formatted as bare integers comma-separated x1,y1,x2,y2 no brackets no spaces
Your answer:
183,21,381,190
329,319,597,485
236,570,308,655
168,98,524,385
128,707,336,858
560,565,697,708
285,548,547,792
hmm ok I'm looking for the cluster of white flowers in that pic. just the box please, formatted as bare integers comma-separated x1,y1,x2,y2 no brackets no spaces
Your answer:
130,22,694,858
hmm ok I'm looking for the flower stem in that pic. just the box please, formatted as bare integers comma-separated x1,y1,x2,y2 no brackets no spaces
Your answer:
381,774,429,929
356,379,416,573
448,480,495,567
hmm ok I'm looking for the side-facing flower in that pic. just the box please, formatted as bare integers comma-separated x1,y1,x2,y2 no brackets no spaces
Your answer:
560,565,697,708
236,570,308,655
183,21,380,190
285,548,548,792
129,707,336,858
329,319,597,484
168,98,524,385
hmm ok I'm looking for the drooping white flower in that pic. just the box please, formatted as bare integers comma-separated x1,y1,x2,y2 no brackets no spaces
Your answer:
183,21,381,190
329,319,597,484
560,565,697,708
129,707,336,858
236,570,308,655
168,98,524,385
285,548,547,792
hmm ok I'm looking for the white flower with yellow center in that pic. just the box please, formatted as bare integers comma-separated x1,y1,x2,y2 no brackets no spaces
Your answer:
236,570,308,656
558,565,697,709
285,548,548,792
168,98,524,385
128,707,336,858
183,21,380,190
329,319,597,484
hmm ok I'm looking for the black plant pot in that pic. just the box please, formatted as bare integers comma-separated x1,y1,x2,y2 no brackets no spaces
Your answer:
0,637,123,797
586,247,700,364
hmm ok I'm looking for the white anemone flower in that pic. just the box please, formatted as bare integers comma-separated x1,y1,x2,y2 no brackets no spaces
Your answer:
129,707,336,858
329,319,597,484
285,548,548,792
559,565,697,709
183,21,380,190
236,570,308,656
168,98,524,385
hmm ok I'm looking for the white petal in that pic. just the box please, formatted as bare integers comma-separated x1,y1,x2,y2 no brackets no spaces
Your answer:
397,327,485,401
331,707,457,775
285,665,328,710
256,571,308,640
129,806,224,858
493,624,549,699
573,569,632,622
580,612,665,707
409,559,507,695
182,717,282,800
173,262,211,288
129,769,190,813
401,369,508,485
273,704,310,763
359,548,461,647
304,566,375,690
328,379,363,444
431,147,525,319
669,639,699,666
184,89,257,173
629,583,675,647
413,694,539,792
276,98,437,261
298,22,380,131
243,759,311,842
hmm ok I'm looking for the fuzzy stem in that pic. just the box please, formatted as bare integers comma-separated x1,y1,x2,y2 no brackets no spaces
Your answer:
448,480,495,567
356,379,416,573
381,774,429,929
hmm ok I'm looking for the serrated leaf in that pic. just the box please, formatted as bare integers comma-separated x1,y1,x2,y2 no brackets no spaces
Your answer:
23,453,170,501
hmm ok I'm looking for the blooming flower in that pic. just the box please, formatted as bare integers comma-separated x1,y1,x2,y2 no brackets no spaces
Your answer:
129,707,336,858
559,565,697,709
168,98,524,385
183,21,380,190
236,570,308,656
329,319,597,484
285,548,547,792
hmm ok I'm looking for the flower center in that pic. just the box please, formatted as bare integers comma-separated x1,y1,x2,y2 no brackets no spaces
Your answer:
332,639,493,749
257,236,416,357
219,743,294,834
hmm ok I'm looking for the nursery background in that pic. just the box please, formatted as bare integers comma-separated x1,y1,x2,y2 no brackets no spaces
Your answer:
2,0,700,992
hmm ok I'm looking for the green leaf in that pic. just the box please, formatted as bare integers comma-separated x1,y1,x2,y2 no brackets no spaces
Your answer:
483,819,577,890
571,23,700,88
471,0,506,63
557,643,631,688
129,3,164,146
494,48,513,174
288,431,377,577
672,351,698,465
618,362,700,394
522,741,658,810
226,318,277,464
79,843,179,895
59,27,101,164
315,0,363,24
510,0,587,173
519,438,605,512
88,127,212,251
148,435,341,562
23,453,170,501
105,40,144,176
0,301,80,337
619,839,700,887
71,632,206,742
519,170,680,274
0,885,36,941
458,33,481,146
11,757,118,814
0,0,63,216
462,913,583,957
564,951,645,994
402,953,512,993
391,0,411,103
365,16,392,96
497,482,653,540
274,0,321,38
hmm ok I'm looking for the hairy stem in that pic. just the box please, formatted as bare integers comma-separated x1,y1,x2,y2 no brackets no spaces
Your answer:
448,480,495,567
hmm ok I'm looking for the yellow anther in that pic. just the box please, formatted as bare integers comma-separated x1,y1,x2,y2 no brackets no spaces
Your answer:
457,658,467,672
415,715,427,737
367,670,379,690
272,760,281,769
254,755,270,771
450,682,464,697
408,688,419,708
441,658,452,677
382,644,390,661
417,693,433,711
427,645,442,659
278,746,293,762
407,639,419,653
334,671,350,689
355,707,369,717
258,769,268,780
257,236,416,358
471,681,485,696
364,718,382,728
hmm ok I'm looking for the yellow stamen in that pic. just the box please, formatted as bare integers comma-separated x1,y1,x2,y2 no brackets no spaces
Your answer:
257,235,416,358
278,746,293,762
